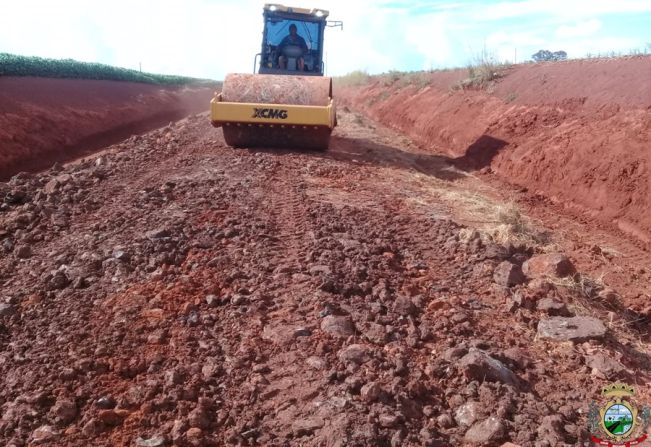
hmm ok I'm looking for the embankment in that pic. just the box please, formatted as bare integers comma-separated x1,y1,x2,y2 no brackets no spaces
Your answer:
338,57,651,242
0,77,218,179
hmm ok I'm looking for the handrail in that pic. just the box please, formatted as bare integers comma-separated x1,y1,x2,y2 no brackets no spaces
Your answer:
253,53,262,73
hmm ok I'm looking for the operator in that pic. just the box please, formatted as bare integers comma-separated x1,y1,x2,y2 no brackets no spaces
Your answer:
278,23,308,71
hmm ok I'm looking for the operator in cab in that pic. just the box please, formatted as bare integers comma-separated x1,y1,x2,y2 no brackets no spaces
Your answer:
278,23,308,71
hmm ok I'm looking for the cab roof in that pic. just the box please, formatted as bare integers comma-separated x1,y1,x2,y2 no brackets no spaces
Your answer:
263,4,329,19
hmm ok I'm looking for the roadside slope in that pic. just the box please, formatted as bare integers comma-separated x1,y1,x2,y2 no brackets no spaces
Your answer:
337,57,651,243
0,77,217,179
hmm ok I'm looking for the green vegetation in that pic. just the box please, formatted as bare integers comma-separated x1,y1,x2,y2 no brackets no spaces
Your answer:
0,53,211,85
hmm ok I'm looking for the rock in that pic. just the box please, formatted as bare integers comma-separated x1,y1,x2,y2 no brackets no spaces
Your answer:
484,244,510,260
309,265,331,275
463,417,506,445
292,417,324,436
511,291,537,310
230,294,248,305
188,407,210,429
536,298,571,316
585,353,625,379
44,178,59,194
146,228,171,240
96,396,117,409
171,419,188,444
201,360,221,379
379,413,400,428
112,249,130,262
98,409,129,426
135,434,167,447
393,295,417,316
320,315,355,337
455,401,483,427
397,395,422,420
458,349,518,386
338,344,372,366
4,188,28,204
52,399,77,424
47,270,70,290
262,324,311,345
0,303,16,317
537,317,606,342
536,415,563,446
501,348,530,369
14,244,32,259
493,261,526,287
82,418,104,436
527,278,553,293
390,430,406,447
306,356,325,370
31,425,60,444
437,413,455,429
363,322,387,345
522,253,575,279
185,427,204,446
443,346,468,362
360,382,383,402
205,294,219,307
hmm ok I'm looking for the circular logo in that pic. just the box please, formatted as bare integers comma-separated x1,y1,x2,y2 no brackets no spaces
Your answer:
603,403,634,437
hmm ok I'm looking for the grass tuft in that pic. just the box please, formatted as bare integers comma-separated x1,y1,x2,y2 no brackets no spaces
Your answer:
453,49,508,91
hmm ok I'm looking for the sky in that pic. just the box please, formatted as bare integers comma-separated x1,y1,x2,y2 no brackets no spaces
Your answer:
1,0,650,79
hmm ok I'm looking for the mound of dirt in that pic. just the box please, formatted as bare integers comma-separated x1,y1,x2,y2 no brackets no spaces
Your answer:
0,77,218,180
337,56,651,244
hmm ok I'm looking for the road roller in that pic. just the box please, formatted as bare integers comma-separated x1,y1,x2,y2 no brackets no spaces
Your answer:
210,4,341,150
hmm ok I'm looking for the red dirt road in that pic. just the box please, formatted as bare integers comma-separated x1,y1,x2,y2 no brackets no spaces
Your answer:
0,77,217,180
0,105,649,447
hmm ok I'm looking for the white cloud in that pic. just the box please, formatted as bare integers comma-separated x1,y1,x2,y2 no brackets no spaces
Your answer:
556,19,602,39
475,0,651,21
0,0,649,78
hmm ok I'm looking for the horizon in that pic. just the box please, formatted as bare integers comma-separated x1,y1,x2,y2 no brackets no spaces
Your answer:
1,0,650,79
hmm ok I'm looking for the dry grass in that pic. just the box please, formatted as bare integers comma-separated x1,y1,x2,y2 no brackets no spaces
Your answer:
378,70,437,90
445,191,552,247
336,68,451,91
334,70,371,87
452,49,509,91
333,70,371,87
412,175,555,249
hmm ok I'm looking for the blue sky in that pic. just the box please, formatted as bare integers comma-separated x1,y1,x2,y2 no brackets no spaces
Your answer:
1,0,650,79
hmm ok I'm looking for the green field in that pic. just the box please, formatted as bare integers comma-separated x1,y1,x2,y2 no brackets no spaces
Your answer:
0,53,211,85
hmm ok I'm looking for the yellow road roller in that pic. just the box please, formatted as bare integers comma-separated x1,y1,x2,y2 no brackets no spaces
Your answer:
211,4,341,150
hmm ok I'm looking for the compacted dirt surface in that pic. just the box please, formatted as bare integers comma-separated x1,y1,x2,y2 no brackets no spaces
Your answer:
1,103,650,447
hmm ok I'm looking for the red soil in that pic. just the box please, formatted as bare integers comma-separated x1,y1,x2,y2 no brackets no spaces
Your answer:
337,56,651,244
0,77,217,180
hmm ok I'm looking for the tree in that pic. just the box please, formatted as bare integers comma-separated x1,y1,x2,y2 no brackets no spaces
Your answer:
532,50,568,62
